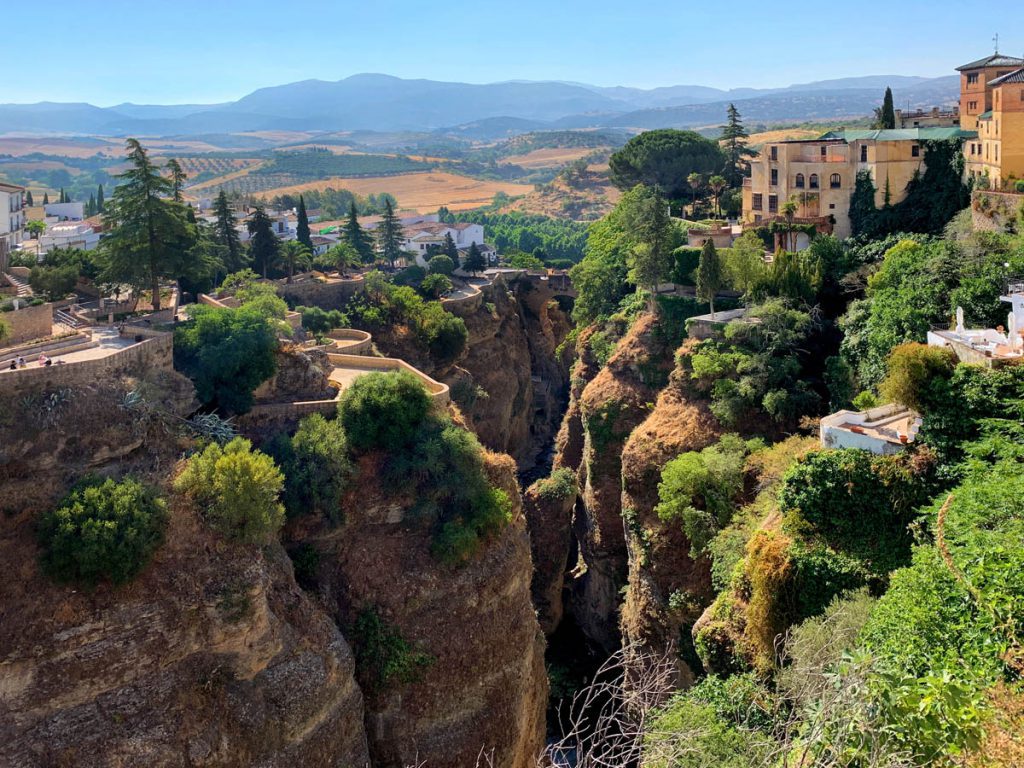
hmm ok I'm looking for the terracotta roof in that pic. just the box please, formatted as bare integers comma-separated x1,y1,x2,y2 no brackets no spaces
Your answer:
957,54,1024,71
0,182,25,193
990,68,1024,86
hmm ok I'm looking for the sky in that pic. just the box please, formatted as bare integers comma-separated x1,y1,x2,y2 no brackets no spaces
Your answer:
7,0,1024,106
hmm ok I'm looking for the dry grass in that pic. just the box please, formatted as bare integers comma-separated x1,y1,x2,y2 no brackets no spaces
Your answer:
500,147,597,169
251,171,533,213
0,136,121,158
746,128,822,146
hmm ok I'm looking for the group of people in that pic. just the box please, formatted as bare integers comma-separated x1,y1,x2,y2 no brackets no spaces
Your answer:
6,354,58,370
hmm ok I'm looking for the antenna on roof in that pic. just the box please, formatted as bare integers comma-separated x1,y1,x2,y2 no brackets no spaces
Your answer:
993,33,999,54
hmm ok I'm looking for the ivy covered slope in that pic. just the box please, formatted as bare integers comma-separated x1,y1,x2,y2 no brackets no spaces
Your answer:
532,172,1024,766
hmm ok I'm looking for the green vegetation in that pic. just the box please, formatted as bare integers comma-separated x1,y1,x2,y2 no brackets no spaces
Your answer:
609,129,727,199
452,210,589,263
338,371,433,453
349,607,433,695
38,477,167,586
532,467,577,502
257,148,428,179
174,437,285,545
272,414,352,522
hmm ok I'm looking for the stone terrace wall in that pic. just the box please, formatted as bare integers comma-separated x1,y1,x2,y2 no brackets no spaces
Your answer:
277,275,366,311
0,334,173,399
972,190,1024,232
2,302,53,346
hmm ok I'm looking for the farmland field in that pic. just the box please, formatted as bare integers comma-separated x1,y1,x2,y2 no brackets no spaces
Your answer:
499,147,599,169
253,171,534,213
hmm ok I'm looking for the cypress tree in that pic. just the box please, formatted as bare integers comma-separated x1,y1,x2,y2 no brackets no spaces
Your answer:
213,190,246,274
88,193,96,216
443,231,458,261
463,241,486,274
880,87,896,130
343,201,375,263
247,204,279,278
720,103,755,188
97,184,105,212
296,195,312,250
43,192,49,206
59,188,65,204
25,190,33,207
375,199,405,268
696,238,723,319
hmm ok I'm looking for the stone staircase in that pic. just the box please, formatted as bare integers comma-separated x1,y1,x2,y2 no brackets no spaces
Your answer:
3,272,32,298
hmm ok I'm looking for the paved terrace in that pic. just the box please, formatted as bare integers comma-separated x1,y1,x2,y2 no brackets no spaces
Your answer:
0,326,136,371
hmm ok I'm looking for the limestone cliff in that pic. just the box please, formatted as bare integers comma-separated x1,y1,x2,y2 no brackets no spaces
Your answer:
293,449,548,768
0,375,370,767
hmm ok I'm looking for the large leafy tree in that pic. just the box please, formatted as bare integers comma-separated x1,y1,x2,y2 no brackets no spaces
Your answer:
247,204,279,278
609,129,727,198
100,138,194,311
343,200,375,263
213,190,246,274
463,241,486,274
376,198,405,268
296,194,312,250
720,104,756,188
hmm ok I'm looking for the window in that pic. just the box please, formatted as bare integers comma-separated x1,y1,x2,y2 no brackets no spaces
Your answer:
795,173,805,188
770,146,778,161
820,146,827,157
754,214,762,223
967,73,979,85
768,194,778,213
809,174,819,189
996,145,999,161
829,203,836,210
830,173,841,189
752,193,763,211
860,145,868,162
770,168,778,185
911,145,920,158
969,101,978,112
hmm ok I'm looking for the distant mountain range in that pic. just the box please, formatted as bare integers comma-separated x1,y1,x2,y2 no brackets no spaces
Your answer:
0,73,960,140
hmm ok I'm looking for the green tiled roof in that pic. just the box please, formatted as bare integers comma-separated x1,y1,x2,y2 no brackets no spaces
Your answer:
977,110,993,121
818,127,977,142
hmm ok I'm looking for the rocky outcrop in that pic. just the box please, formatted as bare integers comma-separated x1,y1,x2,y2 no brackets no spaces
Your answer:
253,344,335,403
523,472,577,633
297,450,548,768
618,344,721,682
0,487,369,768
447,277,571,471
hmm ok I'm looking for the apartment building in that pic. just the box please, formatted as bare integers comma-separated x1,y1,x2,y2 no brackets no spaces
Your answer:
742,127,972,239
965,68,1024,188
957,53,1024,131
0,182,26,268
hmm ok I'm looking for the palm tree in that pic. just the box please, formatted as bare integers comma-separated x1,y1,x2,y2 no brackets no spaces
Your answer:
708,175,727,218
781,198,800,252
278,241,311,283
687,172,702,218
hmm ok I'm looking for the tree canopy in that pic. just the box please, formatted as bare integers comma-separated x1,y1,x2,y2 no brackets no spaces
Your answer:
609,129,727,198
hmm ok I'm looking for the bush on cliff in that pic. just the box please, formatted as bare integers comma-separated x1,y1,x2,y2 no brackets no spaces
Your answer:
269,413,352,522
175,437,285,544
338,371,432,453
38,476,168,586
349,607,433,695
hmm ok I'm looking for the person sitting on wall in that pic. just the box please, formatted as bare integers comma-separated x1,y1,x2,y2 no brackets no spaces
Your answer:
38,354,48,367
8,361,15,370
16,356,25,368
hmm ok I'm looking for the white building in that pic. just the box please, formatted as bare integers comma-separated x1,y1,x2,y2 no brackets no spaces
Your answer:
38,221,101,252
0,182,26,263
820,403,922,455
43,201,85,221
927,291,1024,367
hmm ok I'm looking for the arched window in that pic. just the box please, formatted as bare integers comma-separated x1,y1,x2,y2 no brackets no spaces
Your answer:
809,174,819,189
795,173,805,188
830,173,841,189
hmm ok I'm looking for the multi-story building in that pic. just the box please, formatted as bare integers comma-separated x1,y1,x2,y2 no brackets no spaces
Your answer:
966,68,1024,189
956,53,1024,131
894,106,960,129
0,182,26,268
742,127,973,240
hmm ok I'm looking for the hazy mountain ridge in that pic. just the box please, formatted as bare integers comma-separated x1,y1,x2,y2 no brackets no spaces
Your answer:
0,73,959,138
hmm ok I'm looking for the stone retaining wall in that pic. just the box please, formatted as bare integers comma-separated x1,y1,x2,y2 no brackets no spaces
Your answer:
2,302,54,346
0,334,174,398
972,190,1024,232
277,275,366,311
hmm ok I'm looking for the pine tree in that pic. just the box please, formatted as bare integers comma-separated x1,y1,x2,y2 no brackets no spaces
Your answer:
100,138,194,312
296,195,312,250
625,185,673,304
213,190,246,274
166,158,186,203
97,184,105,213
720,103,755,188
463,241,486,274
25,190,33,207
376,198,405,268
696,238,723,319
343,201,375,264
443,231,458,261
247,204,279,278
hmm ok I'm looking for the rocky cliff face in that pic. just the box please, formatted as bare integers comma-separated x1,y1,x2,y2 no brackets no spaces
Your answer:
294,449,548,768
0,375,370,767
449,278,572,471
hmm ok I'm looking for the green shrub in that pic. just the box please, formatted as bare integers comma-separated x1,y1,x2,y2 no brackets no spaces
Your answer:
531,467,577,502
175,437,285,544
420,273,452,299
392,265,426,287
277,414,352,522
38,477,167,586
670,246,701,285
656,435,750,555
878,342,956,412
338,371,432,453
1015,180,1024,193
427,254,455,275
174,304,278,414
416,302,467,364
349,607,433,695
297,305,345,334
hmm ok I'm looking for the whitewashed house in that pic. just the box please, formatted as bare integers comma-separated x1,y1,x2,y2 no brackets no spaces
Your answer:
820,403,922,455
43,201,85,221
0,182,26,262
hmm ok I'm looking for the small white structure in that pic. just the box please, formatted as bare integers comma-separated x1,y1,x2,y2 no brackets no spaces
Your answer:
928,291,1024,367
0,182,26,257
820,403,922,455
39,221,100,252
43,201,85,221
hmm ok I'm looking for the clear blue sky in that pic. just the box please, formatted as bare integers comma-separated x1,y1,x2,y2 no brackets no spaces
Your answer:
8,0,1023,105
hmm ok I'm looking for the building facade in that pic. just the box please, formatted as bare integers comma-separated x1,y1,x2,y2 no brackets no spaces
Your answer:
966,68,1024,189
742,128,972,240
0,183,26,266
957,53,1024,132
